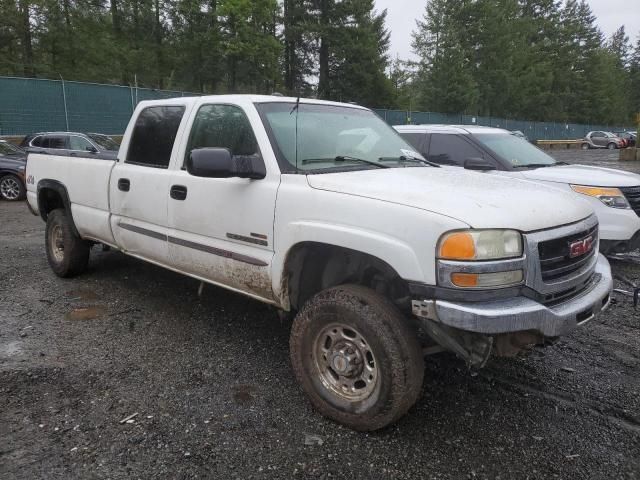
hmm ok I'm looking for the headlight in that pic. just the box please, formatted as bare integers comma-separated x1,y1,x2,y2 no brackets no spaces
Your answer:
570,185,630,209
438,229,523,260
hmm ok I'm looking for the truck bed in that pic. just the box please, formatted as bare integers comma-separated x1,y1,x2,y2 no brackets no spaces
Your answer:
26,152,116,245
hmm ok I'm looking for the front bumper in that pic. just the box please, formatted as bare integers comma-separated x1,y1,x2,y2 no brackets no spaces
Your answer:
412,254,612,337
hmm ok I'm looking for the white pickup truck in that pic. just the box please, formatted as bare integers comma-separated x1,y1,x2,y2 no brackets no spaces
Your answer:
26,95,613,430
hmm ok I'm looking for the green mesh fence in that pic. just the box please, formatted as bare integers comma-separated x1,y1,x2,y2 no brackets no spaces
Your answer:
373,109,633,142
0,76,632,140
0,76,197,136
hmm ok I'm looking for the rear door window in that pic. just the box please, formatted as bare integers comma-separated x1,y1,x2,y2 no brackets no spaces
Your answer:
44,135,69,149
30,136,44,147
428,134,487,166
126,106,186,168
399,133,427,155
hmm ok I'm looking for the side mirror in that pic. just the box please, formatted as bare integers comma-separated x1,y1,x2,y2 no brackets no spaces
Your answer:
186,148,266,179
464,157,495,171
86,145,98,153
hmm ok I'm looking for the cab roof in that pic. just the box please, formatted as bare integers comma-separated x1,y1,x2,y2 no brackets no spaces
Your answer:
135,94,369,110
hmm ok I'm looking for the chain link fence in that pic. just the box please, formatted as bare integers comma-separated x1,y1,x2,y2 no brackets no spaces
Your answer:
0,76,632,140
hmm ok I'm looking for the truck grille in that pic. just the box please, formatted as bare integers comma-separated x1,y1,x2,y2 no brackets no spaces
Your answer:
620,186,640,216
538,225,598,282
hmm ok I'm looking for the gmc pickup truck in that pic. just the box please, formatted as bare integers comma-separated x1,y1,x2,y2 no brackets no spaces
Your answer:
26,95,613,430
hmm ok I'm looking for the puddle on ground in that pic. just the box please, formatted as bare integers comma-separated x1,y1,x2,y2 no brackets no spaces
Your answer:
232,384,257,404
0,340,23,358
65,306,106,321
65,289,99,301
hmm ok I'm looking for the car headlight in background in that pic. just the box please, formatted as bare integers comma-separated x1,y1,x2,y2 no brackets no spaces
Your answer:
570,185,630,209
437,229,524,289
438,229,523,260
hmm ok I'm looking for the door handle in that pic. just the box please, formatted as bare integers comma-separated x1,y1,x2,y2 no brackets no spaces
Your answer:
118,178,130,192
170,185,187,201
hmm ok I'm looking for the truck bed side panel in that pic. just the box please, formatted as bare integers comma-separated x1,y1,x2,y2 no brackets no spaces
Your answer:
26,153,116,245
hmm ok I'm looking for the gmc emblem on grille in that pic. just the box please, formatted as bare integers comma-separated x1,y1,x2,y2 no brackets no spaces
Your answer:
569,236,593,258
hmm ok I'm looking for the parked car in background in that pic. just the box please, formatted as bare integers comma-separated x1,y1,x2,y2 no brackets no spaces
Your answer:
615,131,637,148
395,124,640,254
20,132,119,157
581,131,624,150
0,140,27,201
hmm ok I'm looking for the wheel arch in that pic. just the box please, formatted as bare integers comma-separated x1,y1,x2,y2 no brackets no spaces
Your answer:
37,179,80,236
278,241,414,313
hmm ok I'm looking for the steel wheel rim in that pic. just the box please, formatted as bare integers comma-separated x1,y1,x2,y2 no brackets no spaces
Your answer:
50,224,65,262
0,177,20,200
313,323,378,402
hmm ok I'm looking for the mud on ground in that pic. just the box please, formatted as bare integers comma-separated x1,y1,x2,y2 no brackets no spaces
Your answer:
1,150,639,479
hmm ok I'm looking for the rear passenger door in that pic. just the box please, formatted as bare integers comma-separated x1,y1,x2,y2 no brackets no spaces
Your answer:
167,102,279,301
428,133,494,167
109,104,187,265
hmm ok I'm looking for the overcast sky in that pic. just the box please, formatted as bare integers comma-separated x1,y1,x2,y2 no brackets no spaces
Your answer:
376,0,640,61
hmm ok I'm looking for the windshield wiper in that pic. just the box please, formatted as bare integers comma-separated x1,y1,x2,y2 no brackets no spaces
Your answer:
379,156,440,168
301,156,390,169
519,163,556,169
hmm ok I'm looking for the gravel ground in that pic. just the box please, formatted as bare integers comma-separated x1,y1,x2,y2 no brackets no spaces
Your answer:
1,150,640,479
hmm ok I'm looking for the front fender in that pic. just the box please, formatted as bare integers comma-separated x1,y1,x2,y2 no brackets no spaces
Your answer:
272,220,427,304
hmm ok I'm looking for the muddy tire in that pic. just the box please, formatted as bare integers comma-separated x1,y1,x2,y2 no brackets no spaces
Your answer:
0,174,25,201
45,209,90,278
289,284,424,431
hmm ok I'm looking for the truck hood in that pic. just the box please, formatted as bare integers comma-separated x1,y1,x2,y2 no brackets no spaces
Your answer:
521,164,640,187
306,167,593,232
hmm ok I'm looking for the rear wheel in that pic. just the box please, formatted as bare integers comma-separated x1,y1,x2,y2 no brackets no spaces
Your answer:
0,174,25,201
289,284,424,431
607,142,616,150
45,209,90,277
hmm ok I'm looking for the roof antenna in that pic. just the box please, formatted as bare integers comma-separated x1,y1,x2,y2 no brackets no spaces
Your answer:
291,95,301,170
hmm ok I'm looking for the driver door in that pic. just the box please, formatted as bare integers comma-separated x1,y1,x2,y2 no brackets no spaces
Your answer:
167,102,279,301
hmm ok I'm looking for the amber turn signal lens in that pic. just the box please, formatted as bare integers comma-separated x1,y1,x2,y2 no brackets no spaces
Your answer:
570,185,623,197
439,232,476,260
450,273,479,287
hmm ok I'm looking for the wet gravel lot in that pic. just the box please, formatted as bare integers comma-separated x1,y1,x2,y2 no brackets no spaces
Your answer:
1,149,639,479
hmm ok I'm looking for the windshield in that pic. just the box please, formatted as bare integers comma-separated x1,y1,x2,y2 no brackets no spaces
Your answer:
0,142,23,155
474,133,556,168
87,134,119,151
256,102,425,173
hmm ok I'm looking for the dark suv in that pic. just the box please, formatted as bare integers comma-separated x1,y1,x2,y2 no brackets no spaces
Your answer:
0,140,27,201
20,132,119,157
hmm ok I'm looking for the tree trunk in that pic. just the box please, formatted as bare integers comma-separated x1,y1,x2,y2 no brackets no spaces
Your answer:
318,0,330,99
154,0,163,89
18,0,34,77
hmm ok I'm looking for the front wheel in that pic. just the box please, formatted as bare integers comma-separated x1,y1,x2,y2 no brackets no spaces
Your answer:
581,143,589,150
45,209,90,277
289,284,424,431
0,174,25,201
607,142,616,150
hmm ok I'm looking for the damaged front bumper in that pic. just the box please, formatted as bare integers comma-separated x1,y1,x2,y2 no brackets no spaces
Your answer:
412,254,613,338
